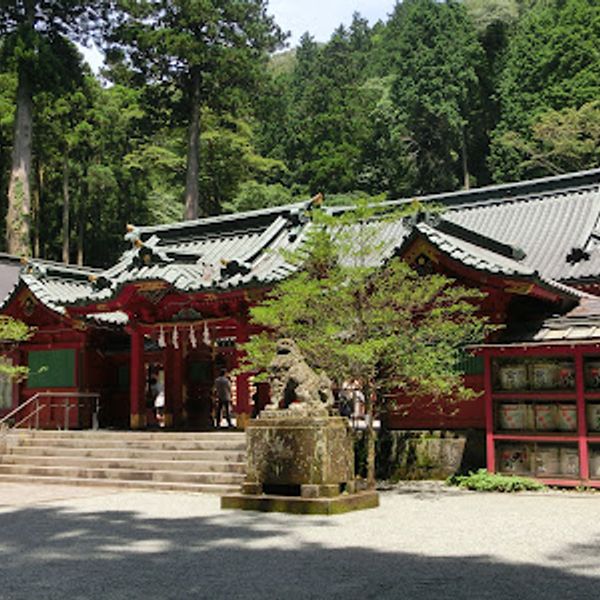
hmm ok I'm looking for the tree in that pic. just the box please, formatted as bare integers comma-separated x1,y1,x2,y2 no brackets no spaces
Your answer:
492,101,600,178
242,202,492,487
490,0,600,181
388,0,486,193
0,1,108,256
277,21,377,196
223,181,294,214
0,316,31,382
108,0,286,220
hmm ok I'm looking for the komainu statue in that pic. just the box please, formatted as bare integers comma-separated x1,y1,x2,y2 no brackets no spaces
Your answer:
266,338,334,413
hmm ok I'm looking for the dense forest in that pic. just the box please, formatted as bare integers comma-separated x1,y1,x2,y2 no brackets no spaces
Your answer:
0,0,599,267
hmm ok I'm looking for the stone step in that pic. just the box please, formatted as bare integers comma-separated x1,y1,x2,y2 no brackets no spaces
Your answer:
0,454,246,473
0,473,240,495
0,430,247,495
0,464,245,485
5,445,246,462
8,437,246,451
8,430,245,443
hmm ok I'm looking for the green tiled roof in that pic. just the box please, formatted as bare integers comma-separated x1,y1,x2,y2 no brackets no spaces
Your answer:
5,168,600,320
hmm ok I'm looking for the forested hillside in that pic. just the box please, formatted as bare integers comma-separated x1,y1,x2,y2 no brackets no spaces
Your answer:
1,0,599,267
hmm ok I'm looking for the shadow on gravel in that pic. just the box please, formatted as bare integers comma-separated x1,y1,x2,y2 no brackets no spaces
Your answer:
0,504,597,600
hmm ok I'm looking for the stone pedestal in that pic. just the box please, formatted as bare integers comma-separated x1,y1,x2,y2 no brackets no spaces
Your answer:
221,408,379,515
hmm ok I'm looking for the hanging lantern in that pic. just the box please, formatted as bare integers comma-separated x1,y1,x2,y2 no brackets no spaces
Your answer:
189,325,197,349
203,322,211,346
158,325,166,348
172,326,179,349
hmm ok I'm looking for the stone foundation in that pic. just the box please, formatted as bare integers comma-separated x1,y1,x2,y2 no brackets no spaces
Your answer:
368,429,485,481
222,491,379,515
245,411,355,493
222,409,379,514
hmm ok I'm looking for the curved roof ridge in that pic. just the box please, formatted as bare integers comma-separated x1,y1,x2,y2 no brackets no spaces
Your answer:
384,168,600,211
135,200,310,238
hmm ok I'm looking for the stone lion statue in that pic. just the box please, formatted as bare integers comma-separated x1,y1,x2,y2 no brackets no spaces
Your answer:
266,338,334,413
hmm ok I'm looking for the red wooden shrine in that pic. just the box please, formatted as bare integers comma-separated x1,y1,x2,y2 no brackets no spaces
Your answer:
2,168,600,486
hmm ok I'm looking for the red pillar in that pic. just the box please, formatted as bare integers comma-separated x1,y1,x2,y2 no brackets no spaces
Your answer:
164,345,184,427
172,346,184,425
575,348,589,481
484,353,495,472
129,328,146,430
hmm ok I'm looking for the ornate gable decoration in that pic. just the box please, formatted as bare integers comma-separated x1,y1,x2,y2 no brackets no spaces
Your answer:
134,281,170,305
172,307,204,322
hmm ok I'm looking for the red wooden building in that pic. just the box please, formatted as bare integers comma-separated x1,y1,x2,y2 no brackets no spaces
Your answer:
3,168,600,485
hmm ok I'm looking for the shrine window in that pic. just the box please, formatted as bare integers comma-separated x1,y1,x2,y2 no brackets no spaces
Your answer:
27,349,76,388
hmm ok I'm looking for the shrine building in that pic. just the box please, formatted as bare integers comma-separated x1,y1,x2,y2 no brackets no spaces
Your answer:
3,167,600,487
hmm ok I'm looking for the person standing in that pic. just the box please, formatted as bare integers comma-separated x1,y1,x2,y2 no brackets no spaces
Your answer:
150,376,166,428
214,369,233,428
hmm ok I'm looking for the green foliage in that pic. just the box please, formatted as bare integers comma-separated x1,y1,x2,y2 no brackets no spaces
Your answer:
198,111,288,215
493,101,600,177
259,19,382,196
243,200,493,486
389,0,486,193
243,200,493,404
0,316,32,381
491,0,600,180
108,0,286,217
447,469,546,492
224,181,295,214
268,49,297,77
2,0,600,264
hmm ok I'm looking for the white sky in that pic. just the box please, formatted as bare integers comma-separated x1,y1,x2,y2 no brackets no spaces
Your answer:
269,0,397,46
81,1,397,71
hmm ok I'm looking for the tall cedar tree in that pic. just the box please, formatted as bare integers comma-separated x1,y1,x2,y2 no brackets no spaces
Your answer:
0,1,108,256
242,202,492,487
265,17,377,197
108,0,286,220
388,0,485,193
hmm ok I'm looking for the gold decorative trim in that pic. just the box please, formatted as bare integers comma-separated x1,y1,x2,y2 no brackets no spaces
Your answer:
402,238,440,265
130,413,147,430
504,282,534,296
134,281,168,292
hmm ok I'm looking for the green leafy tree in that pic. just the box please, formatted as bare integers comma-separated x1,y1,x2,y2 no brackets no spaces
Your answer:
389,0,486,193
0,66,17,238
494,101,600,177
223,181,294,214
0,316,32,381
197,110,287,215
108,0,286,220
280,21,377,195
490,0,600,181
0,1,109,256
242,202,492,487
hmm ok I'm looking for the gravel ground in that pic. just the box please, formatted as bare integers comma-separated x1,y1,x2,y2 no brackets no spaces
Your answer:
0,481,598,600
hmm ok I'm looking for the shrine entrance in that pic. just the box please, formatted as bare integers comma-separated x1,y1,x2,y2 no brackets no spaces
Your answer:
123,320,251,430
68,282,256,430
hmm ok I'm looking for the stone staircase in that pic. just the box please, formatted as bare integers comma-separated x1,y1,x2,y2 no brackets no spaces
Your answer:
0,430,246,494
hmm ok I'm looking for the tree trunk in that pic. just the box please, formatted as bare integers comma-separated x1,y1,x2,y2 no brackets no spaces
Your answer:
77,196,85,266
32,161,42,258
461,128,470,190
62,156,70,264
184,68,201,221
6,67,33,256
364,383,376,489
